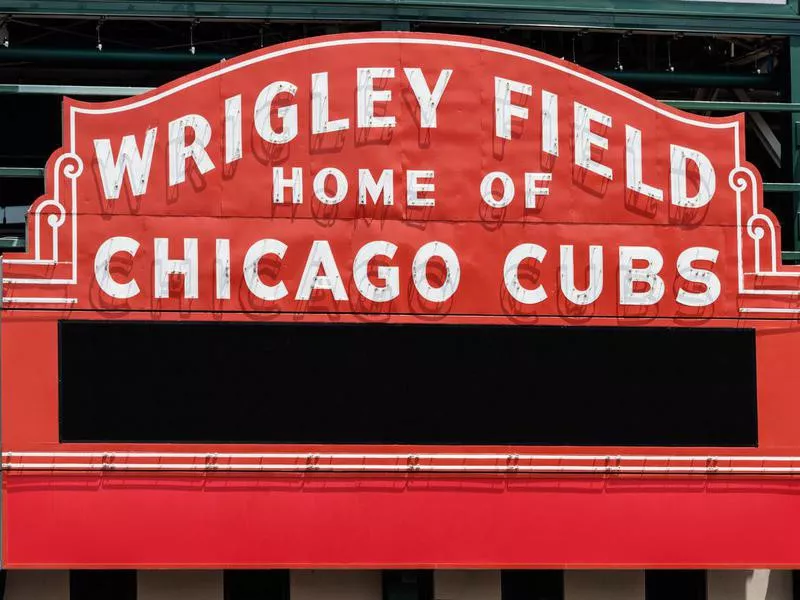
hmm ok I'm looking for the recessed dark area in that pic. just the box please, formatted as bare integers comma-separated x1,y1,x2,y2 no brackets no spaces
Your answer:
59,321,757,447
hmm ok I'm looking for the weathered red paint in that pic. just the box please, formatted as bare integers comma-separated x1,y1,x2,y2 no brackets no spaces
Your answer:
6,472,800,569
4,32,800,568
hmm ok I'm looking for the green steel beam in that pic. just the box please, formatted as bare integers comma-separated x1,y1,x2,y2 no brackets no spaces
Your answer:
664,101,800,113
382,20,411,31
3,0,800,35
763,183,800,192
0,237,25,249
610,72,776,88
0,168,44,178
0,48,225,65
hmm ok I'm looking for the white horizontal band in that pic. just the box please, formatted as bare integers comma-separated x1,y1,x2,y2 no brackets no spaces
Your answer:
740,307,800,313
1,297,77,304
4,451,799,475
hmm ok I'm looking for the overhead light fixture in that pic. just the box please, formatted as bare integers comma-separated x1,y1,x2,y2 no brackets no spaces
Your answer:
666,39,675,73
189,18,199,55
95,16,105,52
0,16,10,48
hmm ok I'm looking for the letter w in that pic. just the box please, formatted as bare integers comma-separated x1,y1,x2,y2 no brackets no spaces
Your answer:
93,128,158,200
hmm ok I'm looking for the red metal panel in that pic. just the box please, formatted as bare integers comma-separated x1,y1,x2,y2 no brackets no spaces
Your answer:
2,32,800,567
5,472,800,569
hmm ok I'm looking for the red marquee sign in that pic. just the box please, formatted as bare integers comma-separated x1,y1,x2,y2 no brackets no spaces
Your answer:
3,32,800,569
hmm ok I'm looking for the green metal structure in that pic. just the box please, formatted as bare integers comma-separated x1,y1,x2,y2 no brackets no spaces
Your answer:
4,0,800,34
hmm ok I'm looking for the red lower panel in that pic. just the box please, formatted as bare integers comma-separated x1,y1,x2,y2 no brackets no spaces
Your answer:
4,472,800,568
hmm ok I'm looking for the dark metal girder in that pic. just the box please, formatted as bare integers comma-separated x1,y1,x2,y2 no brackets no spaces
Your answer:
2,0,800,36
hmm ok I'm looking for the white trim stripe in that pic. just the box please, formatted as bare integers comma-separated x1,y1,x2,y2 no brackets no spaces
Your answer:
1,297,77,304
740,307,800,313
5,451,800,475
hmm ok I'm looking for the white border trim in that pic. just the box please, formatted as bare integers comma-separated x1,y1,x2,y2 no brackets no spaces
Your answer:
4,451,799,475
1,297,77,304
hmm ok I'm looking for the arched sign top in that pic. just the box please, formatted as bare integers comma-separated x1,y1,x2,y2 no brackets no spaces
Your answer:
1,32,795,318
